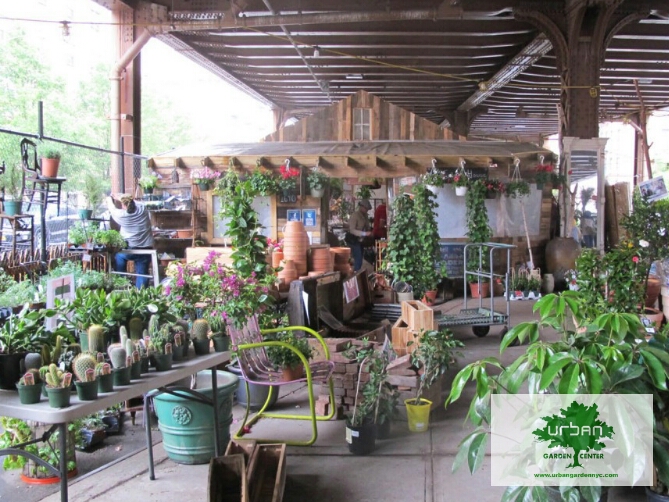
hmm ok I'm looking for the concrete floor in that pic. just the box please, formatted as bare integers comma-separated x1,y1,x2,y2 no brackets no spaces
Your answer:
34,298,649,502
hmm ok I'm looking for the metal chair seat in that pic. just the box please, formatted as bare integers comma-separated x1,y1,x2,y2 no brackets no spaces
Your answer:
227,315,336,446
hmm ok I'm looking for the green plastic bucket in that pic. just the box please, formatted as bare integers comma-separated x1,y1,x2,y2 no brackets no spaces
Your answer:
153,370,238,464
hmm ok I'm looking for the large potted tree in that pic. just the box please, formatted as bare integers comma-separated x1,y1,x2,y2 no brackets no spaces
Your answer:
386,193,420,301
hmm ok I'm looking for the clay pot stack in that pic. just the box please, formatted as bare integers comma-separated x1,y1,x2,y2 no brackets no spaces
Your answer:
271,250,284,269
308,245,333,275
283,221,309,275
331,247,352,276
277,259,298,292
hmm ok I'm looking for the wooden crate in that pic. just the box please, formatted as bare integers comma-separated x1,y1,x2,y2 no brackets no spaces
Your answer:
246,444,287,502
208,454,248,502
400,300,435,331
392,318,413,356
225,439,257,467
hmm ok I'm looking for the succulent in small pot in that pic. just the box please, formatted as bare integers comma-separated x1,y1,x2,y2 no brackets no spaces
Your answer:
96,362,113,393
74,368,98,401
44,363,73,408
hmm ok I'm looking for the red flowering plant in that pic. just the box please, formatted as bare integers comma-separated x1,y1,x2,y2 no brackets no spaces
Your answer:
278,162,301,191
452,173,469,188
534,163,566,188
484,179,505,195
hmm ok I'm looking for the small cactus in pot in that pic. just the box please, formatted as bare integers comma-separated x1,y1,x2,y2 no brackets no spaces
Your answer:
110,347,131,386
44,364,73,408
96,362,113,393
72,353,97,382
191,319,211,355
17,369,43,404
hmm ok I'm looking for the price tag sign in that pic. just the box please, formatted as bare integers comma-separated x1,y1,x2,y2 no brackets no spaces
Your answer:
82,253,92,263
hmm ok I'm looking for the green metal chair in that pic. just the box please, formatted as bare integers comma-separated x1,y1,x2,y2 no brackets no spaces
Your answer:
227,315,336,446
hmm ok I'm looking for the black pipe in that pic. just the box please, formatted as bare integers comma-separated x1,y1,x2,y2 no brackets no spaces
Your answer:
37,101,43,138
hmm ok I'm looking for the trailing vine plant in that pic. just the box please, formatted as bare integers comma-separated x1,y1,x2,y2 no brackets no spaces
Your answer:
413,183,446,297
386,193,420,292
215,171,269,281
465,180,492,280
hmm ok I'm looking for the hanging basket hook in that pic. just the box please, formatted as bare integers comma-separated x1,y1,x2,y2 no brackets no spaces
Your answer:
431,158,437,169
539,155,545,165
284,158,291,169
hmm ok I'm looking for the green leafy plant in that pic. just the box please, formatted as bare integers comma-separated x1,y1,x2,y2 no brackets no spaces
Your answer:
452,172,469,188
138,174,158,190
0,163,23,199
621,192,669,300
247,168,280,196
408,328,462,402
355,185,372,199
68,221,97,247
422,169,445,187
346,340,399,427
465,180,493,282
0,280,40,309
412,183,447,296
0,306,69,354
216,177,270,281
43,149,61,160
445,291,668,501
307,167,330,190
93,229,126,249
265,330,313,370
504,180,530,198
82,171,104,212
386,194,420,290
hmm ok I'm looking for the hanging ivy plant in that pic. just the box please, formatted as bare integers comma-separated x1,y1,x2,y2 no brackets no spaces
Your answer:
386,193,421,290
465,180,493,281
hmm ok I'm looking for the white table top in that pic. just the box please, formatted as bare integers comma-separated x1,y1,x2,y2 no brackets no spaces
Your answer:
0,350,231,424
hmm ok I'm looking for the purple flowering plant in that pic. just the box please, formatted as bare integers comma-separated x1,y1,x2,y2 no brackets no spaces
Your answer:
165,250,273,328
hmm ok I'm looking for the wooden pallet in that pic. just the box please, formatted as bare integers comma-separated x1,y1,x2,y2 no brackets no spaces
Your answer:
247,444,287,502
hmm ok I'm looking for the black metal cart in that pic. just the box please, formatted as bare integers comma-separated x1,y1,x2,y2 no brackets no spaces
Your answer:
436,242,515,337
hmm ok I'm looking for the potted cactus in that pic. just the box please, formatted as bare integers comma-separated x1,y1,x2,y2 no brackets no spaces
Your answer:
17,370,43,404
44,363,73,408
109,346,131,386
72,353,98,401
96,361,113,393
191,318,211,355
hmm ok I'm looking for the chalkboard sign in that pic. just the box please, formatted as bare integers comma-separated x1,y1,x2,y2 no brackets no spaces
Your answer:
439,242,466,278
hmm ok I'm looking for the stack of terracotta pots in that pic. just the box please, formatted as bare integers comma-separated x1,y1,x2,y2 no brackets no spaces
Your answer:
308,245,333,275
271,249,284,268
331,247,352,276
283,221,309,275
277,259,298,292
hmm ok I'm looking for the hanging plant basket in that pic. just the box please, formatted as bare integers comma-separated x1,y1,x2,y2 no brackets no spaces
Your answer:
455,186,468,196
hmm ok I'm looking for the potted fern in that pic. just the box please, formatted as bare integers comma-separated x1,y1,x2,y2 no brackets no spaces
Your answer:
80,172,104,219
138,174,158,194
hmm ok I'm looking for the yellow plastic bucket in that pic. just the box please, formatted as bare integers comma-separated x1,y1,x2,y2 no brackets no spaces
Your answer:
405,398,432,432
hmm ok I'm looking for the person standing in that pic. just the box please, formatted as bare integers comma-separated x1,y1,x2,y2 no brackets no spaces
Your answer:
107,194,155,288
347,199,372,271
372,202,387,240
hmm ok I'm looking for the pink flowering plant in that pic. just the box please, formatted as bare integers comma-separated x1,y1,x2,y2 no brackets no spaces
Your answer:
165,250,274,328
267,238,283,252
192,167,221,184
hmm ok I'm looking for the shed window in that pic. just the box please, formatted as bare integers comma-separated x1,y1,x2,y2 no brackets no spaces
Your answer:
353,108,371,140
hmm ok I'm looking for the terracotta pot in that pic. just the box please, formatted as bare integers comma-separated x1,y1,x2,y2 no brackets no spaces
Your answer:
176,229,193,239
272,250,284,268
646,276,662,308
277,259,298,292
282,363,304,382
41,158,60,178
422,290,438,305
469,282,490,298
